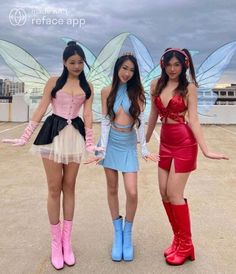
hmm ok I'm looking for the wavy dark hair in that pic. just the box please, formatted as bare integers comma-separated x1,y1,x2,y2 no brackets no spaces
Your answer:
107,55,146,128
154,48,198,97
51,41,91,99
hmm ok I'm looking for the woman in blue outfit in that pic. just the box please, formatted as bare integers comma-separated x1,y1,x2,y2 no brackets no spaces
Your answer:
88,53,157,261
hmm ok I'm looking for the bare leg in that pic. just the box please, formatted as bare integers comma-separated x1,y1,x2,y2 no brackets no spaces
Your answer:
165,161,194,265
158,167,169,201
166,161,191,204
104,168,119,220
42,158,63,225
62,162,80,221
123,172,138,222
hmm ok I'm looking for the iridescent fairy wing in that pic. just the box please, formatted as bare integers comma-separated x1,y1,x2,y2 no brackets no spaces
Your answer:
87,32,130,88
0,39,50,112
197,41,236,115
129,34,154,77
61,37,96,76
128,34,156,120
142,65,162,120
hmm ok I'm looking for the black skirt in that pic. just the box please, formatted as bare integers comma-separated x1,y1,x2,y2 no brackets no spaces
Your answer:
34,114,85,145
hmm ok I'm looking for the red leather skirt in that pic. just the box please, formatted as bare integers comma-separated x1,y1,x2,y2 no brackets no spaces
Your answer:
159,123,198,173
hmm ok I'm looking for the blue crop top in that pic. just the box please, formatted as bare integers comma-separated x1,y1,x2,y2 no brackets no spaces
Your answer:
113,84,131,115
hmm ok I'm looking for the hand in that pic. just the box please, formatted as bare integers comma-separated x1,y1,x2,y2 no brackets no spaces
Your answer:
143,153,160,162
83,156,104,165
85,145,104,153
2,138,27,146
204,151,229,160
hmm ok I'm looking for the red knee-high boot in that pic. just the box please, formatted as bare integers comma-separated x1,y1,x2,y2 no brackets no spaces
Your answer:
166,199,195,265
162,201,179,257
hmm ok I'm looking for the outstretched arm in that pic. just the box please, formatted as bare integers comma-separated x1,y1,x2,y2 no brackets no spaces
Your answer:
2,77,56,146
187,83,228,160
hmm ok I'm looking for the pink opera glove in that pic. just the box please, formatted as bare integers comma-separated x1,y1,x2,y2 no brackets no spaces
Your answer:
2,121,39,146
85,127,104,153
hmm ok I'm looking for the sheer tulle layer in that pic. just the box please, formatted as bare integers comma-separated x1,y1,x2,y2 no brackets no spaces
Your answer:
31,125,86,164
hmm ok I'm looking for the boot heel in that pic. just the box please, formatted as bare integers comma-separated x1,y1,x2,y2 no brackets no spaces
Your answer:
189,250,195,261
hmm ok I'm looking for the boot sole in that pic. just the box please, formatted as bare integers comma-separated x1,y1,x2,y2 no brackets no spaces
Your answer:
64,261,76,267
51,262,64,270
166,256,195,266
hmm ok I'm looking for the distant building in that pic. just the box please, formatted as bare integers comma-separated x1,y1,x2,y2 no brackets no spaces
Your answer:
0,79,3,95
1,79,25,96
213,84,236,105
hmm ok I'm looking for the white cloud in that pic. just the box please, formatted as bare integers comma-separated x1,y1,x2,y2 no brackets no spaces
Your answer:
0,0,235,84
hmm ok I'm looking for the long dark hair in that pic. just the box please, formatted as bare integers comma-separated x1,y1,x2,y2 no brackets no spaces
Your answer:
154,48,198,97
51,41,91,99
107,55,145,128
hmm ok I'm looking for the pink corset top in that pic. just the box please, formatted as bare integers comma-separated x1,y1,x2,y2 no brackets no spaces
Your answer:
52,90,86,120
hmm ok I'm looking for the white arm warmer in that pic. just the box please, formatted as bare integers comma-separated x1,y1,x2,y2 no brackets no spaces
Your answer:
136,112,150,158
97,114,111,158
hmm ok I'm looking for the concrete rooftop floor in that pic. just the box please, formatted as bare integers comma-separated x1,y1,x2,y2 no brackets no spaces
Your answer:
0,122,235,274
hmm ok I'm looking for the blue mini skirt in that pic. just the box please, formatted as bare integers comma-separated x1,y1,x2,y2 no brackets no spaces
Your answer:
101,127,139,172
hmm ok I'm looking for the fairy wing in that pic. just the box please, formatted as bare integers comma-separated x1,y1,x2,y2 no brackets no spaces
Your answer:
0,39,50,111
129,34,154,77
197,41,236,114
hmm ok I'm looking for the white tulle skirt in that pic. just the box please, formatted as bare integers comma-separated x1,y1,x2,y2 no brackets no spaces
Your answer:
30,124,86,164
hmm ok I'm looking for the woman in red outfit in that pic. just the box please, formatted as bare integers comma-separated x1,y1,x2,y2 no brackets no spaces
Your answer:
146,48,228,265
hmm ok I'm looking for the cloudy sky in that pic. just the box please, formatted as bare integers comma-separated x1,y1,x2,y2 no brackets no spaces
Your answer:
0,0,235,86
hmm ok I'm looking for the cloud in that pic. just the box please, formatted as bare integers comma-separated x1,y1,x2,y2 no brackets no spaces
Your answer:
0,0,235,84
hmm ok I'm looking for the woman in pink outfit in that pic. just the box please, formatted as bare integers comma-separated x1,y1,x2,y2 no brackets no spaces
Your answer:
2,41,100,270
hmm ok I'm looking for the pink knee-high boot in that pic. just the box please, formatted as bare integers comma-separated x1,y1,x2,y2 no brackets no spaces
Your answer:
162,201,179,257
50,222,64,270
62,220,75,266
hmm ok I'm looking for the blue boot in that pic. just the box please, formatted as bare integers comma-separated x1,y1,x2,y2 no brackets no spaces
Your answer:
123,219,134,261
112,216,123,261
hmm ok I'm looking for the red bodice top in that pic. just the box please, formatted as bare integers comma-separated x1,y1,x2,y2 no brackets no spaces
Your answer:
154,94,187,123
